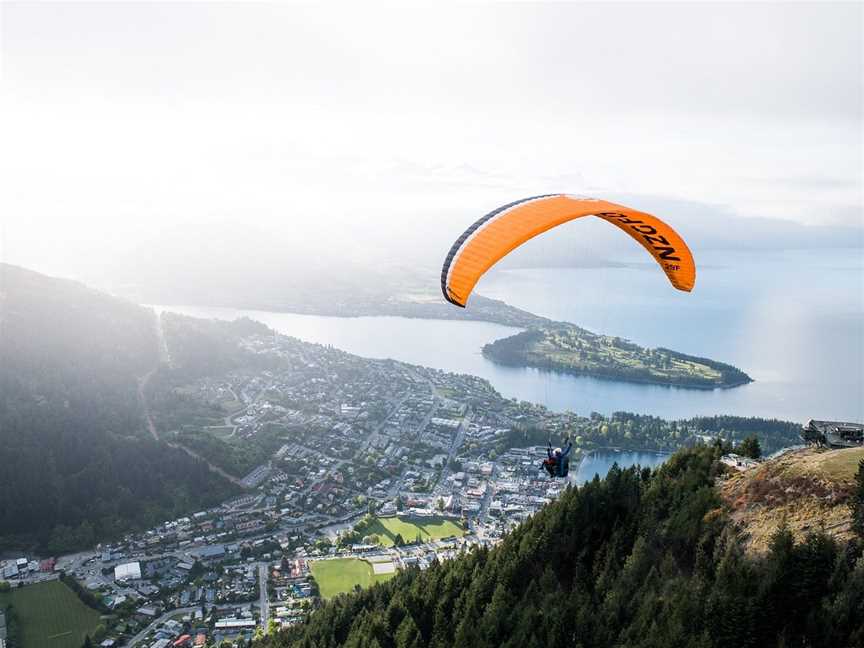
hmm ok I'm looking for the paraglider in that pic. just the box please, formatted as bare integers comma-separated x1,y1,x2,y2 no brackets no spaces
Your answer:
542,437,573,479
441,195,696,308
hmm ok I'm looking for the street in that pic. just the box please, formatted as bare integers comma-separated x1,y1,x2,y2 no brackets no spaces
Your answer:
258,563,269,628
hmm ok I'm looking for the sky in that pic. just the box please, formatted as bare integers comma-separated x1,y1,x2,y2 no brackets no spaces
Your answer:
0,2,861,282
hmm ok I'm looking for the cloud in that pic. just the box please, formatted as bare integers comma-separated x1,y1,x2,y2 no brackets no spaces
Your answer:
0,2,860,281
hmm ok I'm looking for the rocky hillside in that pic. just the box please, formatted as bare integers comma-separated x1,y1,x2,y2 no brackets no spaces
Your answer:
720,446,863,553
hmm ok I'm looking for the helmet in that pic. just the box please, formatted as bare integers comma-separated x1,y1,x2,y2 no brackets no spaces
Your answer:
554,448,562,456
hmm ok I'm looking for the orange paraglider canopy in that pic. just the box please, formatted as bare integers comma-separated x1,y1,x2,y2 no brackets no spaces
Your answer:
441,195,695,308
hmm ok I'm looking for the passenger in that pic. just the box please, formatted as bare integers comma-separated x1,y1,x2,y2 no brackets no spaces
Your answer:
542,455,557,478
553,440,573,478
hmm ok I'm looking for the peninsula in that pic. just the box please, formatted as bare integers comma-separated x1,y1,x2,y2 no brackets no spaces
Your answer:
482,324,753,389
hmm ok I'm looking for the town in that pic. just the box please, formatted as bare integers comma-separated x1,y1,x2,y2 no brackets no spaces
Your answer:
0,321,796,648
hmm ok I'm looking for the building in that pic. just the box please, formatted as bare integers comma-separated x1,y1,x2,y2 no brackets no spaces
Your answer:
721,454,760,472
430,417,460,429
114,561,142,581
802,420,864,448
137,606,160,620
191,545,225,562
214,618,256,630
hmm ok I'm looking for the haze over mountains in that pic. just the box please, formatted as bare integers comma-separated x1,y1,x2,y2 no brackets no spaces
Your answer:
2,262,862,648
24,194,857,319
0,3,860,646
0,262,798,553
0,264,237,552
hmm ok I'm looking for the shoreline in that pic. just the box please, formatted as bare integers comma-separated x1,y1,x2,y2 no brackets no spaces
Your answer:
152,301,753,392
482,352,754,391
570,447,674,484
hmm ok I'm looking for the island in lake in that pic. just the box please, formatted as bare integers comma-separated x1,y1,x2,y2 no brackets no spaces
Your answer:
482,324,753,389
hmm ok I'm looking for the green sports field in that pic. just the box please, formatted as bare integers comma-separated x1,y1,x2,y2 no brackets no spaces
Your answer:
364,516,464,547
0,579,101,648
310,558,393,598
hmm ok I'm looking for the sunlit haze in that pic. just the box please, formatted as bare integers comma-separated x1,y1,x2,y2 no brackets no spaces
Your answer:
1,2,861,284
2,5,864,638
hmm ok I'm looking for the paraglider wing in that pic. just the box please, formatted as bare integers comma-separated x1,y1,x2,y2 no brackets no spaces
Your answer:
441,194,695,307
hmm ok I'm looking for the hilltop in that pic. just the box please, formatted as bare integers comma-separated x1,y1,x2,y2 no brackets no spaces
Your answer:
721,446,864,554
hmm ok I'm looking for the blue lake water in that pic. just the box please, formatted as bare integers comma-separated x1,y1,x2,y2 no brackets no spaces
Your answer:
157,247,863,423
573,450,671,486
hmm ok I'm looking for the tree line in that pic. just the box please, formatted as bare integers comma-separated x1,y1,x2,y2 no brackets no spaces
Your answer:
497,412,799,456
260,446,864,648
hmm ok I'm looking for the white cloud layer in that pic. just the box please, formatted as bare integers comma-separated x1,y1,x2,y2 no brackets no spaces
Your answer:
1,2,861,279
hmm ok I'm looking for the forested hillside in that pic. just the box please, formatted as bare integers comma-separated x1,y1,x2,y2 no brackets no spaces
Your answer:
160,312,276,379
0,264,237,552
499,413,801,456
263,446,864,648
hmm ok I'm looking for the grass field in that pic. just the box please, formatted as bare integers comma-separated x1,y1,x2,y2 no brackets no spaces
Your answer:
365,516,464,547
310,558,393,598
0,580,101,648
720,447,863,554
793,447,864,482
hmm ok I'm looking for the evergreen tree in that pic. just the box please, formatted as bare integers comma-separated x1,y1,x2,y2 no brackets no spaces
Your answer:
254,447,864,648
852,459,864,538
737,435,762,459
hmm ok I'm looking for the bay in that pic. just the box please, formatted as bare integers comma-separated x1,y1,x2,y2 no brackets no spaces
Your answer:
573,450,671,486
155,247,863,423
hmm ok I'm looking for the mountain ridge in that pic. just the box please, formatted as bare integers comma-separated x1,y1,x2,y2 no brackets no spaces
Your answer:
0,263,239,553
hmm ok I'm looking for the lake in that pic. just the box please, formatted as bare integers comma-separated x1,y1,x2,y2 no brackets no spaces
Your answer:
156,247,863,423
573,450,671,486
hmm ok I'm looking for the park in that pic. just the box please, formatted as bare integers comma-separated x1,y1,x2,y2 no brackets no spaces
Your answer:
358,515,464,547
0,580,101,648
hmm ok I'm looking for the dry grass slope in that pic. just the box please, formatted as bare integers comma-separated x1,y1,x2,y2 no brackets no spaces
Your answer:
719,446,863,554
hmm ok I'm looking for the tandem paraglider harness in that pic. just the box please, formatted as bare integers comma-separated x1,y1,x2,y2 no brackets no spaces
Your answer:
542,438,573,478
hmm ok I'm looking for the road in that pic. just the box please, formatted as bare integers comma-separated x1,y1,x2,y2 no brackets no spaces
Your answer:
438,410,471,486
226,370,310,438
127,607,200,648
477,460,496,521
137,368,161,442
136,310,246,487
362,392,412,453
154,309,171,365
164,441,246,487
258,563,270,627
